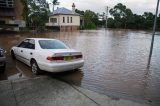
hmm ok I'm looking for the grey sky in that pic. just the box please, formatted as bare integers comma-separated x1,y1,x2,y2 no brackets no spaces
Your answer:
47,0,159,15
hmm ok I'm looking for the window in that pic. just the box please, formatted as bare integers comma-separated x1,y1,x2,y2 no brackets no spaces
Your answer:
67,17,69,23
26,39,35,49
70,17,72,23
18,39,35,49
50,18,57,23
18,40,29,48
39,40,68,49
63,17,65,23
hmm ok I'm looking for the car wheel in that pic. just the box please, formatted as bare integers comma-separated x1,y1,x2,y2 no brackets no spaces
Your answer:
31,60,41,75
11,50,16,60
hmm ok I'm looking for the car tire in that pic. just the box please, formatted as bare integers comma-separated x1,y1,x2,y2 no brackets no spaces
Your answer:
11,50,16,60
31,60,41,75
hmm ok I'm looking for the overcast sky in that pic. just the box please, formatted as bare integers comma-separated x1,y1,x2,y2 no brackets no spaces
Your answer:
47,0,159,15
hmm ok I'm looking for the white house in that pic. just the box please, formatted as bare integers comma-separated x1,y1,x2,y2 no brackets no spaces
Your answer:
46,3,80,31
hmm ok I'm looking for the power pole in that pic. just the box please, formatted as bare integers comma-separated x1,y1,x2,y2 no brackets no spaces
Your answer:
147,0,160,68
105,6,109,28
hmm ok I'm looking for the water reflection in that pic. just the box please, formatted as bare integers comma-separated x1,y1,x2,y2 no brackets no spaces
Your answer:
48,69,84,86
0,29,160,104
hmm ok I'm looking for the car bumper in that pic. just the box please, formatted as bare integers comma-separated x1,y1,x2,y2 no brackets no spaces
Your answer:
38,59,84,72
0,57,6,67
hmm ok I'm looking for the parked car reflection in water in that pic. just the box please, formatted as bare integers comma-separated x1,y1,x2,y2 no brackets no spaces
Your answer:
0,48,6,72
11,38,84,75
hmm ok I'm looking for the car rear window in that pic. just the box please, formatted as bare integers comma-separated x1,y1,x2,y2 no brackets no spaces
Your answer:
39,40,68,49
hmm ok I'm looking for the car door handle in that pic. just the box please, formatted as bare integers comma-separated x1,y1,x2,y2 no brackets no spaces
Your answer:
21,50,23,52
30,52,33,55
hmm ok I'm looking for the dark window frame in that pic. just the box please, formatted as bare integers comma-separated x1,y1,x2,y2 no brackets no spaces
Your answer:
50,18,57,23
67,17,69,23
70,17,72,23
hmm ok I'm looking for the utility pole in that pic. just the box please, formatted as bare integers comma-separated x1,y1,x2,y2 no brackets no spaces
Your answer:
105,6,109,28
147,0,160,68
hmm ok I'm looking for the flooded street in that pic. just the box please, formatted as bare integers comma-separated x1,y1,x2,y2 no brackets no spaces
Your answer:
0,29,160,104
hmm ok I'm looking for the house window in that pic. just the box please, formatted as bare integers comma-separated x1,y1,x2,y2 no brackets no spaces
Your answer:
67,17,69,23
63,17,65,23
70,17,72,23
50,18,57,23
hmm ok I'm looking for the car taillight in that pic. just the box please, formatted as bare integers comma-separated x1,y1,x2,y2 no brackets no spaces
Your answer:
75,55,82,59
47,56,64,61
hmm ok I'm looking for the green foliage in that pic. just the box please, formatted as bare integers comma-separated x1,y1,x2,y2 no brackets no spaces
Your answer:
21,0,30,27
75,9,84,15
52,0,58,4
143,12,154,29
52,0,59,11
83,10,98,29
107,18,115,28
76,9,99,29
108,3,157,30
21,0,50,31
157,14,160,30
109,3,133,28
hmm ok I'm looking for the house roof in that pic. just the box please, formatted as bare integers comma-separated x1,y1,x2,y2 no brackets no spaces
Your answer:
49,7,79,16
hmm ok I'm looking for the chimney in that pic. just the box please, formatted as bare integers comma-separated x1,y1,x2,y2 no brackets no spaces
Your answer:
72,3,75,13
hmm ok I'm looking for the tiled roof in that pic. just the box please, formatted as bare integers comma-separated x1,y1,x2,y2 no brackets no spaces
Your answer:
49,7,79,16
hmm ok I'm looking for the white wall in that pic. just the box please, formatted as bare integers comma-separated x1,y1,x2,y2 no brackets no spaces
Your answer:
59,15,80,26
49,15,80,26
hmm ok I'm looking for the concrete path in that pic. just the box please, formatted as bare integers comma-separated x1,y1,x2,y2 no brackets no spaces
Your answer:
0,76,151,106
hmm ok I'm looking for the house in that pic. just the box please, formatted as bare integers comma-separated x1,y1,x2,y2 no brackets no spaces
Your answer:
0,0,25,32
46,3,80,31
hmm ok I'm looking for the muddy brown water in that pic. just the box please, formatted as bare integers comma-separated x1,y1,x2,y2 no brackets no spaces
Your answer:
0,29,160,104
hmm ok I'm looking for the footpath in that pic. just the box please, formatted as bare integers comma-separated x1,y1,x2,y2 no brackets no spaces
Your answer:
0,76,151,106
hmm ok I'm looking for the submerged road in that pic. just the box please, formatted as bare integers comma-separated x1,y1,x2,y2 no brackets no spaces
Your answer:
0,29,160,104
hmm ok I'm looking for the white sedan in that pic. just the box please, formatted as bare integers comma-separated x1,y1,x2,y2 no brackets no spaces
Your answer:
11,38,84,74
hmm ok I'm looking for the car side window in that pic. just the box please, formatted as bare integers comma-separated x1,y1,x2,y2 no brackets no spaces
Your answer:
18,40,29,48
26,39,35,49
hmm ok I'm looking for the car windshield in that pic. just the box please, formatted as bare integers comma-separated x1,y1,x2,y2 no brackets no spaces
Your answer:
39,40,68,49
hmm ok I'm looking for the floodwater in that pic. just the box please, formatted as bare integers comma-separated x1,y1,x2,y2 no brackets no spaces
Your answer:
0,29,160,104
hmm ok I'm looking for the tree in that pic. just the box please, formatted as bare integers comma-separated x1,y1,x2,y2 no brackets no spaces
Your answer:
109,3,134,29
52,0,59,11
107,18,115,28
133,14,145,29
157,14,160,30
75,9,84,15
21,0,30,27
83,10,98,29
142,12,154,29
21,0,50,31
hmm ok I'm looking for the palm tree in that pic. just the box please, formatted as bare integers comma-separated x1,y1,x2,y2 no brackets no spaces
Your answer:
52,0,60,11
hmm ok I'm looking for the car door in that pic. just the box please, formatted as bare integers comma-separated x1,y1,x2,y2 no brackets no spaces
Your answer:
16,39,29,63
23,39,35,66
